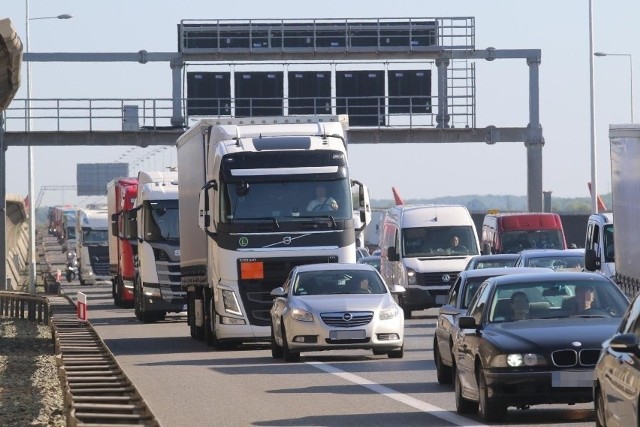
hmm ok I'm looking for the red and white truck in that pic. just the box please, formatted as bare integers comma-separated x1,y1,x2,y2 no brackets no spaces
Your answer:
107,177,138,308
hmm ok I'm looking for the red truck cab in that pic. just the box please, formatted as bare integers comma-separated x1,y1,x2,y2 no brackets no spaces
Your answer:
481,212,567,254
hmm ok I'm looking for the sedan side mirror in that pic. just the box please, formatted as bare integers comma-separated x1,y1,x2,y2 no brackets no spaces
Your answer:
270,287,286,297
390,284,406,294
610,333,640,355
458,315,479,330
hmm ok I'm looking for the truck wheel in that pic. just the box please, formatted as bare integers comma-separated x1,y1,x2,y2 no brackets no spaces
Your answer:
204,287,218,347
190,289,204,341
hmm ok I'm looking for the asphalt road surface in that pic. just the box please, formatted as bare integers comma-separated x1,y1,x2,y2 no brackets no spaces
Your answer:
61,283,596,427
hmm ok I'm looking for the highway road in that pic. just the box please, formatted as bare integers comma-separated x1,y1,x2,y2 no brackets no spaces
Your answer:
61,282,596,427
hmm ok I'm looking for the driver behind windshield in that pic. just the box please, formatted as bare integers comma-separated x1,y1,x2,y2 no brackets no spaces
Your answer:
307,185,338,212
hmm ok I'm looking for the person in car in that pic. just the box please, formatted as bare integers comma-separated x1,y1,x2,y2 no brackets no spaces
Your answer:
508,291,530,321
563,285,596,314
449,235,468,254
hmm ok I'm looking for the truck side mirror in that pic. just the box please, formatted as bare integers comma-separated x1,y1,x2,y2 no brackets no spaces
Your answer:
199,180,218,235
110,213,119,237
351,179,371,232
584,248,599,271
388,246,399,262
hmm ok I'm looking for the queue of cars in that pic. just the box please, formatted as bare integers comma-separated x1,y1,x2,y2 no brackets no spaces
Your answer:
268,237,640,424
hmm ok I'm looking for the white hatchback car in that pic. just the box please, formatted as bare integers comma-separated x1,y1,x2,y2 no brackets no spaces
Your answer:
270,263,405,362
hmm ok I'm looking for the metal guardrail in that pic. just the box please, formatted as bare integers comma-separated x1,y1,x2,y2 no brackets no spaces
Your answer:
0,291,50,324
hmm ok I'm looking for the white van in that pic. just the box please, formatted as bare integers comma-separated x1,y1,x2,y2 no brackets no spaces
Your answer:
379,205,480,319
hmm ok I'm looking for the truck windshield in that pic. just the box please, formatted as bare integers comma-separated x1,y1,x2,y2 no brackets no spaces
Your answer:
82,229,108,245
221,179,352,222
402,226,479,257
501,230,564,254
143,200,180,242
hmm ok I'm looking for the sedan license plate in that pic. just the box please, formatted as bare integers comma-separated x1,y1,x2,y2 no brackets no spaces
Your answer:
435,295,447,304
330,329,366,340
551,370,593,388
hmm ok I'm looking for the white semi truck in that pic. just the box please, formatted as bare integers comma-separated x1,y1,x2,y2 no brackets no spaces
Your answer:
177,115,371,348
132,170,186,322
608,124,640,296
75,208,111,286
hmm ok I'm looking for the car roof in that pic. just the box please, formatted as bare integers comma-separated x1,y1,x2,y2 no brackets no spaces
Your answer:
486,271,612,285
472,254,520,260
295,263,377,273
519,248,585,257
461,267,553,278
358,256,380,262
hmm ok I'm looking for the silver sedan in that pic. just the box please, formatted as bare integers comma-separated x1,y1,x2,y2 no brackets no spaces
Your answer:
270,263,405,362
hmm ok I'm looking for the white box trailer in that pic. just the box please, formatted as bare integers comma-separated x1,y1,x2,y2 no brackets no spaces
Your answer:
609,124,640,295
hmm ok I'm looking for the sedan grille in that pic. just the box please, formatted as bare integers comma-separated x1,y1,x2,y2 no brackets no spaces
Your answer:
320,312,373,328
551,349,601,367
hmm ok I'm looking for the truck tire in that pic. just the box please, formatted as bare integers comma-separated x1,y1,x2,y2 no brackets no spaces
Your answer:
203,287,218,347
134,279,157,323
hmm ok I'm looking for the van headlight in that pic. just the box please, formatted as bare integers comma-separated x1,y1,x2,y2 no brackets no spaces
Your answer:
407,268,417,286
379,306,399,320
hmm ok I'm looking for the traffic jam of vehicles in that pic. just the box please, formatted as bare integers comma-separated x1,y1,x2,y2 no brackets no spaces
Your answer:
47,120,640,425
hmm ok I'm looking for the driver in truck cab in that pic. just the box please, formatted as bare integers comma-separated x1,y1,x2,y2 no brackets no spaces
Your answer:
307,185,338,211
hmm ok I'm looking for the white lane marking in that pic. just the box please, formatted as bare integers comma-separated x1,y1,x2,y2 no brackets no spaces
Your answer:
306,361,487,427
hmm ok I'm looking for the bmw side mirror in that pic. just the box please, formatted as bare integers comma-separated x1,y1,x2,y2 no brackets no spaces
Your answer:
458,316,478,330
610,333,640,355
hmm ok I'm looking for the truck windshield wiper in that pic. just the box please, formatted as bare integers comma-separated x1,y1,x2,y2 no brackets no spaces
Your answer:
307,215,337,227
244,216,280,229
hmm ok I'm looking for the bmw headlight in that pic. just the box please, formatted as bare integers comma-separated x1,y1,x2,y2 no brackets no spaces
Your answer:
379,306,399,320
291,308,314,322
406,268,417,286
491,353,546,367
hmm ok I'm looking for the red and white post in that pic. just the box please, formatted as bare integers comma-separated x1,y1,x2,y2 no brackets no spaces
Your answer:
77,292,87,321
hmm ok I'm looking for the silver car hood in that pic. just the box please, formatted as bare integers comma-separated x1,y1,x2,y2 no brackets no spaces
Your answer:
293,294,394,312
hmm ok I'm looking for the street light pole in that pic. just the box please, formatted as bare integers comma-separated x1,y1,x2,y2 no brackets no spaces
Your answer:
594,52,634,123
588,0,598,214
25,0,72,293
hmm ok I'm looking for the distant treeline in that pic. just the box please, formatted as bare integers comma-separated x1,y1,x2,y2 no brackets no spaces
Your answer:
371,193,612,214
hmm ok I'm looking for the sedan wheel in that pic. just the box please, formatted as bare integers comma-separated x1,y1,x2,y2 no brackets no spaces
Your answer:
434,337,453,384
594,385,606,427
271,325,283,359
388,344,404,359
478,369,507,422
281,324,300,363
454,364,477,414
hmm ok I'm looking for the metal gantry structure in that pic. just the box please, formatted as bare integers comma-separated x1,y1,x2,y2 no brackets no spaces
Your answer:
0,17,545,290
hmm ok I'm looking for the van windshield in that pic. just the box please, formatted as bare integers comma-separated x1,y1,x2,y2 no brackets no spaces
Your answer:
501,230,565,254
402,226,479,257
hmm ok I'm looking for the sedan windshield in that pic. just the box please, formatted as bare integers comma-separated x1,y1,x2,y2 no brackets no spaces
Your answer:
294,270,387,295
488,278,628,323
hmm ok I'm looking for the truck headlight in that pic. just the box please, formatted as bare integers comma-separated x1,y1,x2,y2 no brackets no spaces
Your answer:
291,308,314,322
221,289,242,316
379,306,399,320
407,268,417,286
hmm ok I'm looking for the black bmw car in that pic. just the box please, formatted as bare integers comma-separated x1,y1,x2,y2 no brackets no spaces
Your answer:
453,271,629,422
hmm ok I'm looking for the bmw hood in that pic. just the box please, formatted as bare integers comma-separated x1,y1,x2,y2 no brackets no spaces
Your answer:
483,318,621,351
294,294,395,312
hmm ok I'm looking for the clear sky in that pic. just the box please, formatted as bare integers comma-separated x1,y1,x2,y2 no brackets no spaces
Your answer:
3,0,638,207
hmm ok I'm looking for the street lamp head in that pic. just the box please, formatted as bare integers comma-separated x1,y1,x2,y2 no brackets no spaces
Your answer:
594,52,607,57
57,14,73,19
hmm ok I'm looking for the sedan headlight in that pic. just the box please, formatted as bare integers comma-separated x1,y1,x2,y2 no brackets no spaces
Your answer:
379,306,399,320
291,308,314,322
406,268,417,286
491,353,547,367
